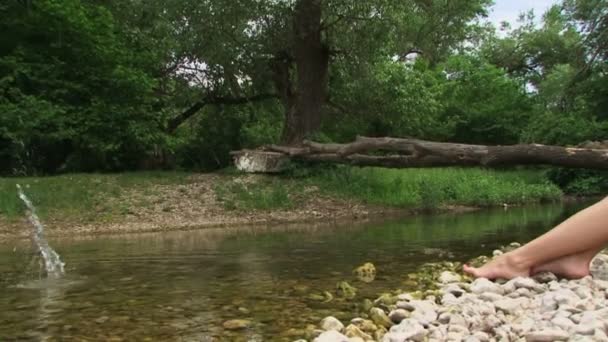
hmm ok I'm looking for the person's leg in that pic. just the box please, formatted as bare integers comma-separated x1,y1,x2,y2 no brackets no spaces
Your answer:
531,246,603,279
463,197,608,279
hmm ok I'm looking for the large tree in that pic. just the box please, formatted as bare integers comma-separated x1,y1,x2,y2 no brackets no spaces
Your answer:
157,0,492,145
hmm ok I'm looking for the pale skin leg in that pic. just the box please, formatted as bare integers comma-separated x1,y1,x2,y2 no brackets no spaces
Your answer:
463,197,608,280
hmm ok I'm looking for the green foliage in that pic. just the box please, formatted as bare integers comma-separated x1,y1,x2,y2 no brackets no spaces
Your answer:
174,103,282,171
547,169,608,195
1,0,607,186
310,166,562,209
326,60,446,141
522,111,607,145
0,0,164,174
438,55,534,144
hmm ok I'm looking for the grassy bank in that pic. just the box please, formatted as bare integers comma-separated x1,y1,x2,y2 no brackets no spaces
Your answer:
309,166,562,208
0,172,189,221
0,167,562,224
213,166,562,211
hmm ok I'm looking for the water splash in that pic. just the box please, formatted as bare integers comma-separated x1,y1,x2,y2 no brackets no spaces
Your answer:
16,184,65,278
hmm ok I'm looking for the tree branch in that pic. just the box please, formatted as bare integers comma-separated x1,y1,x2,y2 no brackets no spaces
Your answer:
167,94,278,133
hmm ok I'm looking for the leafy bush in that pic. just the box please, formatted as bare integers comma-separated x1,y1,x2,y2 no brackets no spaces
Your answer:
547,169,608,196
0,0,163,175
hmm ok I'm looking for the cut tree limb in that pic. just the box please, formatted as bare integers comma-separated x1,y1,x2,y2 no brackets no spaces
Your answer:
232,136,608,172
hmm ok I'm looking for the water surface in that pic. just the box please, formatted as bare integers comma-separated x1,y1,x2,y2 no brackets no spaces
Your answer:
0,202,589,341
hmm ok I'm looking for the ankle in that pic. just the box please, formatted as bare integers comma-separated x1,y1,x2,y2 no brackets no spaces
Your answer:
504,251,533,270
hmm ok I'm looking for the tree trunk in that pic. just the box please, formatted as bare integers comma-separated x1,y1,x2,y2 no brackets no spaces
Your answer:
233,136,608,170
279,0,329,146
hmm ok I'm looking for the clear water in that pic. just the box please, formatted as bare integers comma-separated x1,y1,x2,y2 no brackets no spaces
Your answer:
0,202,589,341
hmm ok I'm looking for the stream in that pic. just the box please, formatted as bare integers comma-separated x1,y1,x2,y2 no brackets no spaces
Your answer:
0,201,590,341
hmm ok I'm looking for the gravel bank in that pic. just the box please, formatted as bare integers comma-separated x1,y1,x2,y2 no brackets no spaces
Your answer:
308,249,608,342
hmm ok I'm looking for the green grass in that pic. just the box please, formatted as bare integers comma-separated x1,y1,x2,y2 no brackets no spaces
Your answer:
308,166,562,209
0,171,189,221
1,167,564,222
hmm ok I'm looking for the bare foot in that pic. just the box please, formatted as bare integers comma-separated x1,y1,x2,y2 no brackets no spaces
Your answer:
531,252,592,279
463,252,531,280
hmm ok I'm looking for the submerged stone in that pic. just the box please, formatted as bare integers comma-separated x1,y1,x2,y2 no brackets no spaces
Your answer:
336,281,357,299
382,318,427,342
370,307,393,329
438,271,461,284
320,316,344,332
353,263,376,283
344,324,373,340
222,319,252,330
313,330,350,342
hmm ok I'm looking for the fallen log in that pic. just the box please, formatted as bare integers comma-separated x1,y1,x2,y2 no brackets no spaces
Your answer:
231,136,608,172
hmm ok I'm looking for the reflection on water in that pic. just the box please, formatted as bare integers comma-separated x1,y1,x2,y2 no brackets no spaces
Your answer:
0,201,591,341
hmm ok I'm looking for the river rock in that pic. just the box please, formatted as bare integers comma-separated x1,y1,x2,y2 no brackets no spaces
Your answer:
525,328,569,341
448,324,469,335
511,317,535,335
551,316,575,331
479,292,503,302
595,329,608,342
437,312,451,324
350,318,377,333
554,288,579,307
374,293,397,306
591,254,608,280
470,278,504,295
388,309,409,324
321,316,344,332
336,281,357,299
509,287,533,299
510,277,544,292
370,308,393,329
575,323,595,335
353,263,377,283
532,271,558,283
446,331,465,341
382,318,427,342
397,300,438,326
222,319,252,330
440,293,458,306
441,283,466,297
94,316,109,324
449,313,467,327
313,330,350,342
573,285,593,300
428,325,447,340
374,326,387,341
343,324,372,340
494,297,527,314
438,271,461,284
397,293,414,301
472,331,490,342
